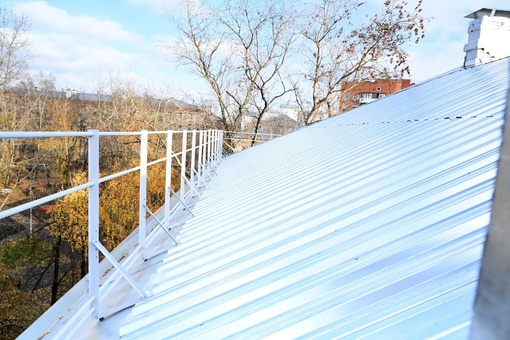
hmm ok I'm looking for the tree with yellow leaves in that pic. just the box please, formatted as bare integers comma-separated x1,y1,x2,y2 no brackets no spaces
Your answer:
0,236,53,338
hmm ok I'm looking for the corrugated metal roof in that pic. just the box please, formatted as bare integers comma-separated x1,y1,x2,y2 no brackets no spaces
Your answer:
55,58,509,339
114,59,510,339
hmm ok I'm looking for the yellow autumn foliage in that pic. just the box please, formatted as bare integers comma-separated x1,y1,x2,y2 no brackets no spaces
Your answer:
49,172,89,254
49,166,170,255
99,172,140,251
0,237,53,339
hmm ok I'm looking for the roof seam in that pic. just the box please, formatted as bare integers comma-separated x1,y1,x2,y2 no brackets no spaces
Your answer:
325,115,498,126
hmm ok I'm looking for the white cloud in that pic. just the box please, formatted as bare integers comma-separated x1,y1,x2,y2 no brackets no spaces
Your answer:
28,32,142,90
8,0,508,95
13,1,141,42
128,0,181,13
9,1,166,92
405,0,504,82
326,0,505,82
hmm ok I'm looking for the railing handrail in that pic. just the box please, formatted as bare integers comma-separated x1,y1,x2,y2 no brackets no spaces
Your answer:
226,131,280,137
0,131,95,138
0,182,93,220
0,130,205,138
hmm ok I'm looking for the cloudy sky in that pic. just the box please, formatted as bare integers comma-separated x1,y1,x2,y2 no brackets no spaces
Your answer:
4,0,505,98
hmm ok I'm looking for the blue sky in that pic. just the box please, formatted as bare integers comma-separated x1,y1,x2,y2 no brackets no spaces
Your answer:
4,0,505,99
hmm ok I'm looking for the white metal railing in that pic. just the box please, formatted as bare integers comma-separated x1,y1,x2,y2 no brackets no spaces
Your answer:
222,131,281,154
0,129,223,319
223,131,281,143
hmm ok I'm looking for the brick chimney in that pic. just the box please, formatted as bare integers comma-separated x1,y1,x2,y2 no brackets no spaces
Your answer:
464,8,510,67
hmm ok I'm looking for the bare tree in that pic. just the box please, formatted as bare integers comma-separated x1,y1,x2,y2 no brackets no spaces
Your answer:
169,0,295,148
220,0,296,144
0,7,32,197
293,0,426,124
0,5,31,89
168,0,426,136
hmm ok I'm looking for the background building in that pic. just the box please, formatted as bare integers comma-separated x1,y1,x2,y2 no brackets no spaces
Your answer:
340,78,413,112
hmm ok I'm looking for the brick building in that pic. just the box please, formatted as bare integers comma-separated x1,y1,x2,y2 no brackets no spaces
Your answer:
339,78,412,112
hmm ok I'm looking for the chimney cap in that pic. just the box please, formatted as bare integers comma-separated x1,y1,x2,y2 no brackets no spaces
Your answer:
465,8,510,19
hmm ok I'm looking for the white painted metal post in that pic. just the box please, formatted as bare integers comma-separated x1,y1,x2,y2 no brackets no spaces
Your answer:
210,130,214,166
190,130,196,186
87,130,100,317
180,131,187,200
206,130,212,167
139,131,148,248
209,130,214,165
210,130,215,165
214,130,219,164
164,131,173,229
216,130,222,162
201,130,207,175
211,130,215,165
220,130,224,159
197,130,204,179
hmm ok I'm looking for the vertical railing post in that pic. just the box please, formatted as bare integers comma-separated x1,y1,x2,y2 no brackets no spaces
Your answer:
202,130,207,175
197,130,204,179
165,131,173,229
214,130,219,164
218,130,223,157
139,130,148,248
214,130,218,161
190,130,196,186
211,130,215,165
88,129,100,317
207,130,212,165
180,131,187,200
212,130,216,163
211,130,216,165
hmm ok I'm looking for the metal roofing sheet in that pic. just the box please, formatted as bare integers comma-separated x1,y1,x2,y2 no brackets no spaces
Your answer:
97,59,509,339
113,60,510,339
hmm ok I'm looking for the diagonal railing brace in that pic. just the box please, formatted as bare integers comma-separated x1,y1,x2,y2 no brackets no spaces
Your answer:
92,240,147,299
144,205,178,245
181,175,202,199
168,186,195,217
192,167,209,188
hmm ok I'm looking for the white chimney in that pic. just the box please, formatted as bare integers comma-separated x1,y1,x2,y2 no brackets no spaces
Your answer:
464,8,510,67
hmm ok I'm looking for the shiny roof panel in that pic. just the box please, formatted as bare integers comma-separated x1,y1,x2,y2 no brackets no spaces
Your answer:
118,59,509,339
28,59,509,340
